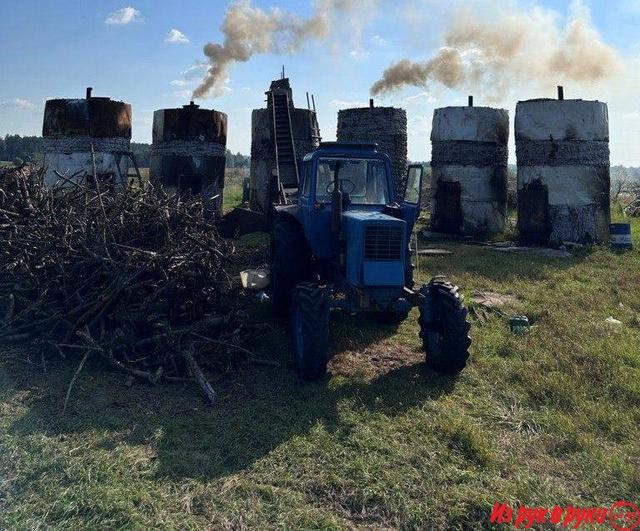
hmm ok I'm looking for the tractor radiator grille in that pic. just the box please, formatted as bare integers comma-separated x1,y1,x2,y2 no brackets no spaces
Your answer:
364,225,403,261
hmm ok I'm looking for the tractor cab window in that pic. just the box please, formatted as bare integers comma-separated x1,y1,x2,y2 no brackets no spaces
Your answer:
315,158,389,205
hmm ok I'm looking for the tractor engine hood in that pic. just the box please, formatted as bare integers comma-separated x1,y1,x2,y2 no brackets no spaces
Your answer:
342,211,407,289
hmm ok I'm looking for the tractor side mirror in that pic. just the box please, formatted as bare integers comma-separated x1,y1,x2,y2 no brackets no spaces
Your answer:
403,165,423,206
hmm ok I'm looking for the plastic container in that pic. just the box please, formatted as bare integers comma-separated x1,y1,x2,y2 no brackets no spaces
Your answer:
610,223,633,250
510,315,531,334
240,268,270,290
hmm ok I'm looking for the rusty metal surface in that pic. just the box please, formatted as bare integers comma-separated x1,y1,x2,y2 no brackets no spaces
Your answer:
152,104,227,144
43,98,132,139
150,104,228,218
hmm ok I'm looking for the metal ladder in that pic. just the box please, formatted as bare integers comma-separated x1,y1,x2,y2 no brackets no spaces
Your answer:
271,91,299,199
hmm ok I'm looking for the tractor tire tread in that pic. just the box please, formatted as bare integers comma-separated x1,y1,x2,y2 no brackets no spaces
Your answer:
291,282,330,381
418,277,471,374
270,215,309,318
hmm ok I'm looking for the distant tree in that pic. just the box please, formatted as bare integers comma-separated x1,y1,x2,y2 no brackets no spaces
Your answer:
130,143,151,167
225,149,250,168
1,135,44,162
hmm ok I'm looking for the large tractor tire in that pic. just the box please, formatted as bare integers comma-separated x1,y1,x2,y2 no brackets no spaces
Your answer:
270,215,310,318
419,277,471,374
290,282,330,381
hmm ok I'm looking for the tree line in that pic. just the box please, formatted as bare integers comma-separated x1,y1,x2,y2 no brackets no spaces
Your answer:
0,135,250,168
3,134,639,180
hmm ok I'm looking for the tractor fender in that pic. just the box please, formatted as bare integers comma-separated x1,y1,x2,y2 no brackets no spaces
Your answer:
274,204,302,226
417,284,435,323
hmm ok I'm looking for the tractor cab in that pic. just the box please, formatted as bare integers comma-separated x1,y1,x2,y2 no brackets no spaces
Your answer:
270,142,471,381
279,142,424,268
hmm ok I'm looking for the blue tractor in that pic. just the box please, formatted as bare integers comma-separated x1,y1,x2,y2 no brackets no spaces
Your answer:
270,142,471,380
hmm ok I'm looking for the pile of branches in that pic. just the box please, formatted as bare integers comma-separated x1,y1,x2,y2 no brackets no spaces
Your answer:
0,164,245,406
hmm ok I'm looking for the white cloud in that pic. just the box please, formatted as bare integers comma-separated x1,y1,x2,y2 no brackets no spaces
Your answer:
14,98,35,109
173,89,193,100
165,29,190,44
403,91,437,104
349,49,370,59
182,63,209,80
170,79,190,87
105,7,142,25
329,99,367,110
371,34,390,47
0,98,35,109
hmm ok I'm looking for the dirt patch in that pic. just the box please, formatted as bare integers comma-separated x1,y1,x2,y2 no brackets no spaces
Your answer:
330,344,423,380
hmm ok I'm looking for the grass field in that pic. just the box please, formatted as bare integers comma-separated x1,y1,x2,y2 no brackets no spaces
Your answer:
0,210,638,529
223,168,248,213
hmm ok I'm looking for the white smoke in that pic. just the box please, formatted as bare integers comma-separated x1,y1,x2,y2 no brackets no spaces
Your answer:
371,1,621,99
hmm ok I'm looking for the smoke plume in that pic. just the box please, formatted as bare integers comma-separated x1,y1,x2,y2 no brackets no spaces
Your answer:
193,0,368,99
371,2,620,98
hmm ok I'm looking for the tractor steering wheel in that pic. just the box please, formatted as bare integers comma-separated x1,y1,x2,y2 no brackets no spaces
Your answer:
325,179,356,195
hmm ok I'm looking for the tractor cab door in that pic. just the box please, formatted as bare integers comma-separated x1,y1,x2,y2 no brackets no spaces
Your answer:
400,164,424,234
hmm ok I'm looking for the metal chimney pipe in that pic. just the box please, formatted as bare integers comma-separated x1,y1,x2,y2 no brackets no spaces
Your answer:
468,95,474,107
557,86,564,100
86,87,93,99
369,98,374,108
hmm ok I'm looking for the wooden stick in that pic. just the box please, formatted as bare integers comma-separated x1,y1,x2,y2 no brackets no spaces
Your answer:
183,348,216,405
62,349,91,414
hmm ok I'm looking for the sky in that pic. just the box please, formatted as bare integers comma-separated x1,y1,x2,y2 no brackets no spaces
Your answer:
1,0,639,165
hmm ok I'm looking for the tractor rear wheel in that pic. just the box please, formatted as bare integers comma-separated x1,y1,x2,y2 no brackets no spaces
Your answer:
419,277,471,374
270,215,310,318
290,282,330,381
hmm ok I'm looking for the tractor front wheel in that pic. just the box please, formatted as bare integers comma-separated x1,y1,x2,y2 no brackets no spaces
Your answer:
270,216,310,318
419,277,471,374
290,282,330,381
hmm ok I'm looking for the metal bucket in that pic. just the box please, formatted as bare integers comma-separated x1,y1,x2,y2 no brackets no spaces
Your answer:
610,223,633,250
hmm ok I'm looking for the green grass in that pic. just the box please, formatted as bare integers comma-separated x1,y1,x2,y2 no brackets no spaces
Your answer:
223,168,248,214
0,215,639,529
